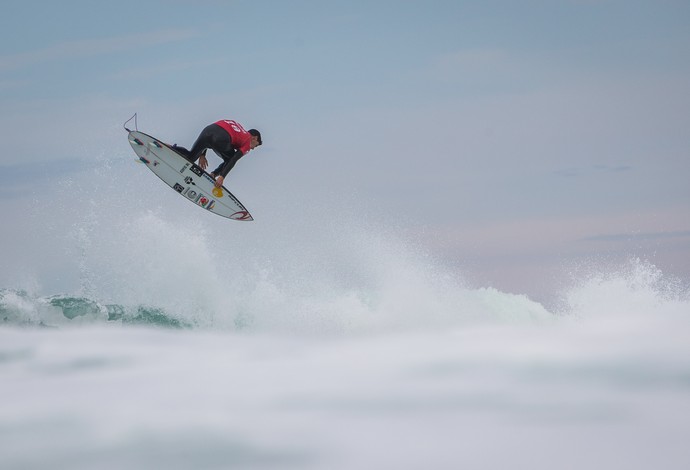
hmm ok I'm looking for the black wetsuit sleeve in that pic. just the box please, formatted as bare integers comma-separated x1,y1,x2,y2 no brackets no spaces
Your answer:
213,149,244,178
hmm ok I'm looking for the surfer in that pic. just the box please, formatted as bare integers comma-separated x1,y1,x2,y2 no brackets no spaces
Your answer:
173,120,262,188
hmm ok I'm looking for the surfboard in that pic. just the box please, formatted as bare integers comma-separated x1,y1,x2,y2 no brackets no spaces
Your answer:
127,130,253,221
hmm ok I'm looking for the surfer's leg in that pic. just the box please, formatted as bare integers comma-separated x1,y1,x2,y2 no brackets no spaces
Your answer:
208,126,234,156
171,144,191,158
188,125,218,163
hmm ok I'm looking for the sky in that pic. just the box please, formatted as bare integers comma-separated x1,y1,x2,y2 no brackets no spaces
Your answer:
1,0,689,302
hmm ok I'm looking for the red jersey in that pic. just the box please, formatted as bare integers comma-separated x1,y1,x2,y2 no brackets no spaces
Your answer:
214,120,252,155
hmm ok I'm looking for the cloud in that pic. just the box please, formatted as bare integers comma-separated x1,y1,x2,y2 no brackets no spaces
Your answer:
0,158,83,182
111,57,225,81
0,158,86,201
428,48,533,92
554,164,633,178
581,231,690,242
0,29,200,72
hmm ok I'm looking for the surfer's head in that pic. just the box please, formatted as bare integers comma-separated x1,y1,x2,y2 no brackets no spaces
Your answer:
249,129,262,149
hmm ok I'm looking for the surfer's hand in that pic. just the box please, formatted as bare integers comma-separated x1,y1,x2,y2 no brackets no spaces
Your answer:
198,154,208,170
215,175,224,188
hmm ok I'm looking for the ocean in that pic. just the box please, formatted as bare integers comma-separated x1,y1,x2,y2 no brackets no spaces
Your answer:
1,157,689,469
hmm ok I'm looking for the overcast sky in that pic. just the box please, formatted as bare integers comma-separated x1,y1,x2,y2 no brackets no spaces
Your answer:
1,0,689,301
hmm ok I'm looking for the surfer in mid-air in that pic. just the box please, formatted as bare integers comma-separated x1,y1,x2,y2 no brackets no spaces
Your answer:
173,119,262,188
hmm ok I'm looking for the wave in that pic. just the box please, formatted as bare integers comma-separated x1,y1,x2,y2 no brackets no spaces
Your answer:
2,159,688,335
0,290,189,329
0,284,554,332
2,257,687,334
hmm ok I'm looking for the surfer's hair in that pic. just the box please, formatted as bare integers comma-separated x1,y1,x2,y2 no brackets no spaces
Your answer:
249,129,262,145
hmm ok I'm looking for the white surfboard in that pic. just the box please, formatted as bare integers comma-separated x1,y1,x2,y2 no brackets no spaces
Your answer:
127,130,253,221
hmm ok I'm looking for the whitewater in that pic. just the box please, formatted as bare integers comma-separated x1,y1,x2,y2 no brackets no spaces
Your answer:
1,151,689,470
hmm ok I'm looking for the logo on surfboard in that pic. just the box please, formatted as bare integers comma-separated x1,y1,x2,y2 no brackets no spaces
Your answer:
230,211,252,221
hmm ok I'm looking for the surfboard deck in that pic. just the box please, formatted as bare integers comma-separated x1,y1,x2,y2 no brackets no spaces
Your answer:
127,130,253,221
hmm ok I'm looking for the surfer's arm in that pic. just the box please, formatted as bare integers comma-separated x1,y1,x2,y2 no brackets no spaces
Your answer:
198,152,208,170
210,150,243,187
217,150,244,178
